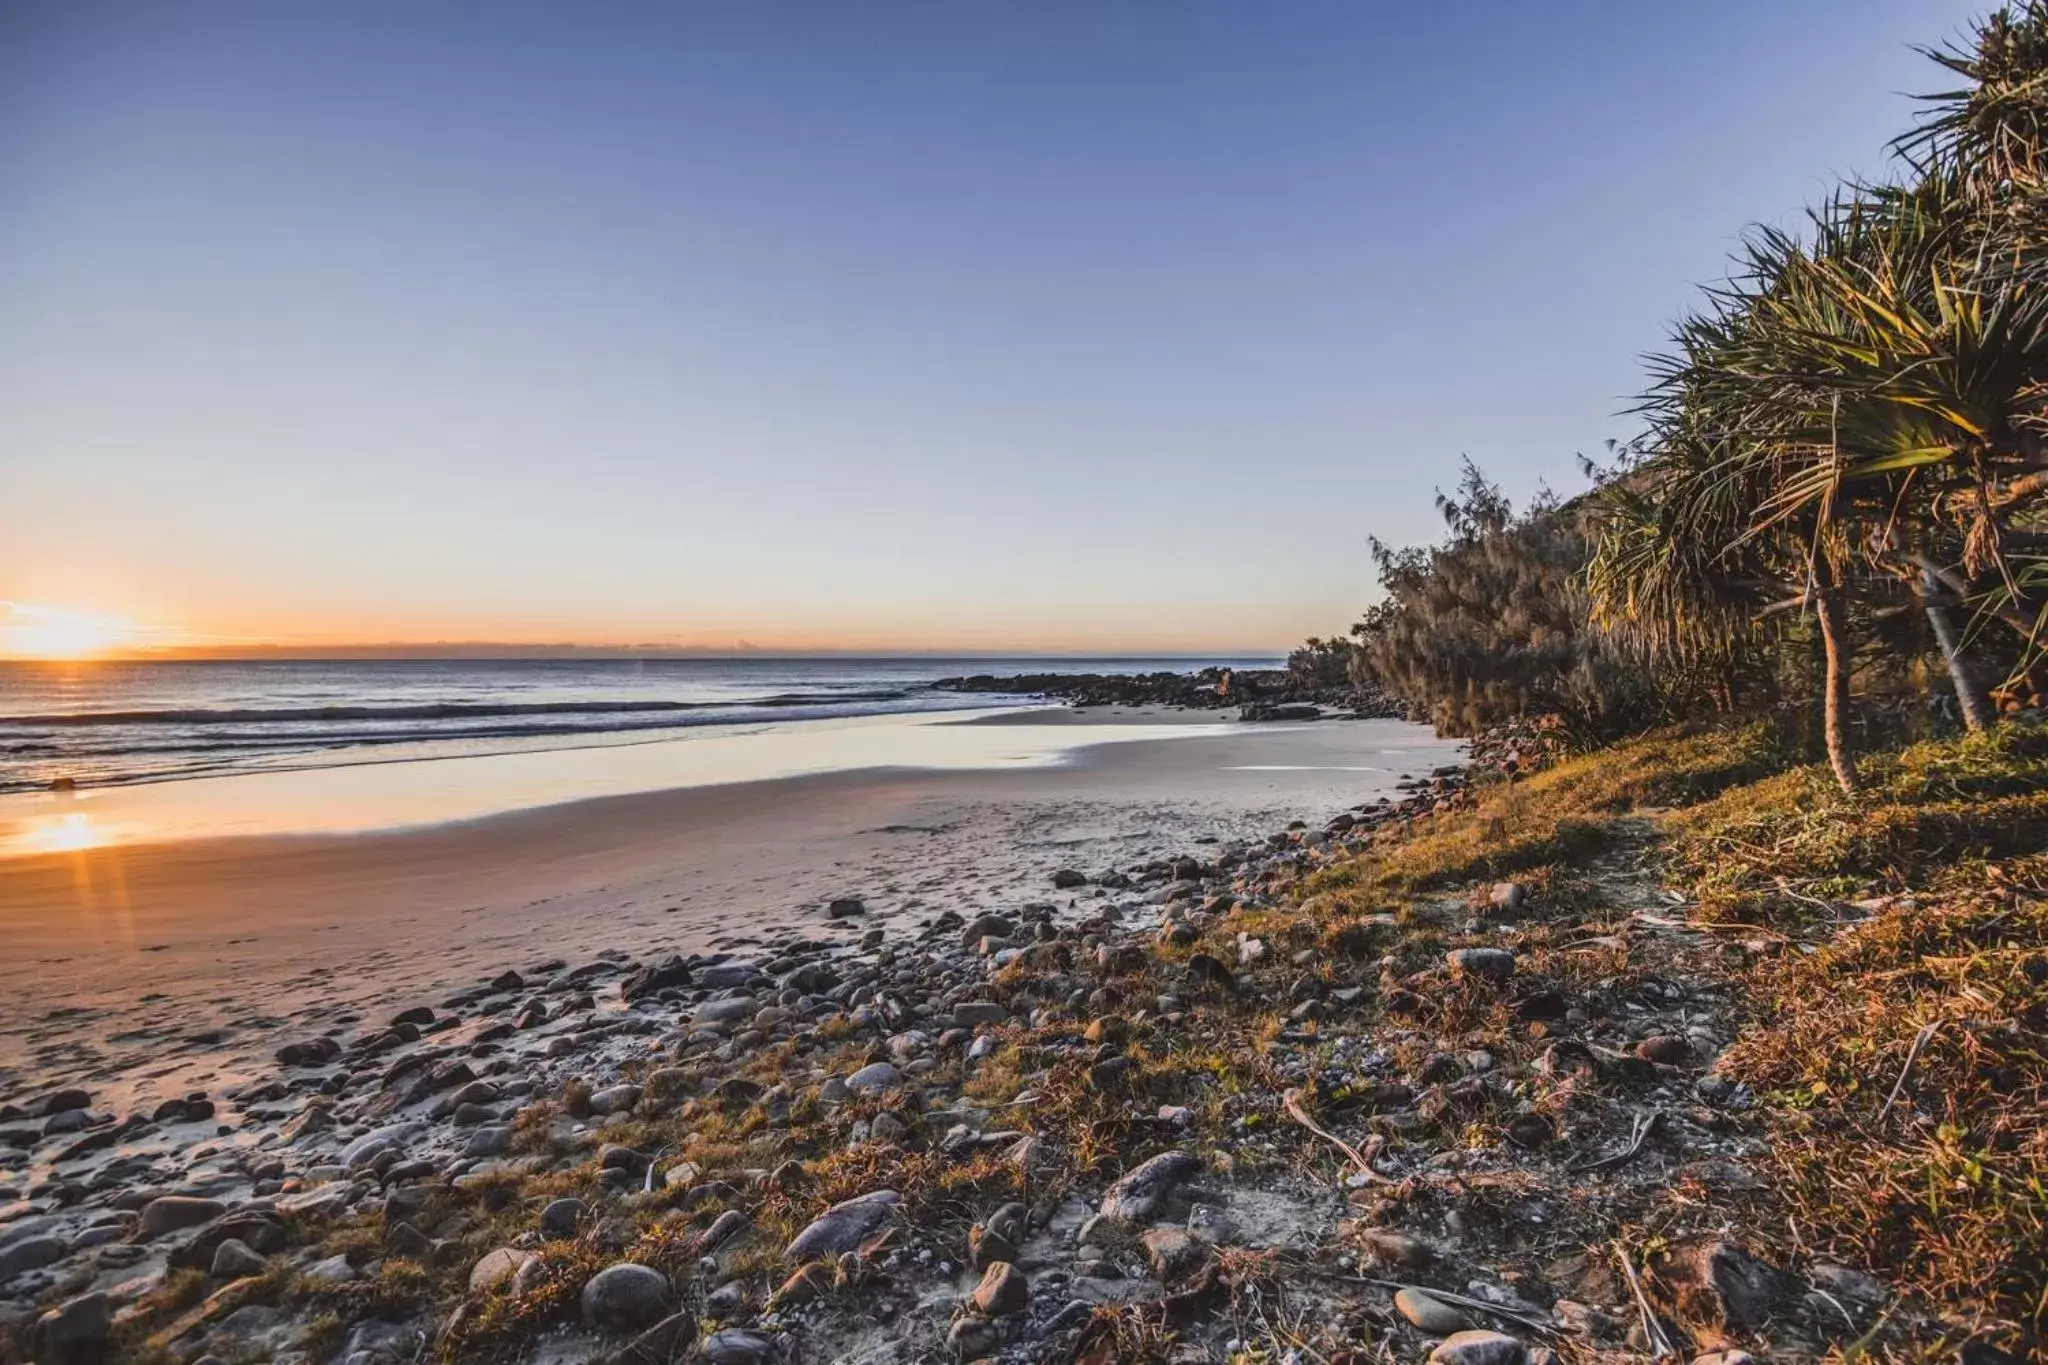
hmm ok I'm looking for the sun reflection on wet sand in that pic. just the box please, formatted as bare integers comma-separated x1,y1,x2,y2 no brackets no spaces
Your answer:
0,709,1233,856
20,810,111,853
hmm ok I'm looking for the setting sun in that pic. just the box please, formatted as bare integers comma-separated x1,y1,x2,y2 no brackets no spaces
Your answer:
0,603,144,660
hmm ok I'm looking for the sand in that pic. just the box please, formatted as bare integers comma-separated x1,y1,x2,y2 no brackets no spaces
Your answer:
0,710,1461,1114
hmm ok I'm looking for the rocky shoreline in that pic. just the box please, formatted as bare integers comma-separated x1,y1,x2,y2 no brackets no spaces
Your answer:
932,669,1401,721
0,713,1887,1365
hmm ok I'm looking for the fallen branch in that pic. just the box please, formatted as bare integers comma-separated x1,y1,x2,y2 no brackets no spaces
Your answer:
1281,1087,1396,1184
1613,1242,1677,1359
1568,1110,1663,1174
1877,1020,1941,1125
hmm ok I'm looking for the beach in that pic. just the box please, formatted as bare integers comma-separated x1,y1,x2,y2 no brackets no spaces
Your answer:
0,706,1460,1121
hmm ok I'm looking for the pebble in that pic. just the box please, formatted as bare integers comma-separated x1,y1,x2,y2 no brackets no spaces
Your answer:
1447,948,1515,982
1428,1330,1526,1365
1395,1287,1473,1334
468,1246,534,1294
971,1261,1030,1315
1098,1150,1201,1223
210,1239,268,1278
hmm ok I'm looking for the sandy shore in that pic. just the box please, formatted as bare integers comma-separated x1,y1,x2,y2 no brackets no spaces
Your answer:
0,711,1459,1117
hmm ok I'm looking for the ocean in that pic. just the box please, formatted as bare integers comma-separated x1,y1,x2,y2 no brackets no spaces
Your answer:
0,656,1275,794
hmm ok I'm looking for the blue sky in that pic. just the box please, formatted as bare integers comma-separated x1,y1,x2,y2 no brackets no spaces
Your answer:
0,1,1988,653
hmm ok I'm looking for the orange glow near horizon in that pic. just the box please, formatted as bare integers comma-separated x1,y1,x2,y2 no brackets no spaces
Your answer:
0,603,154,660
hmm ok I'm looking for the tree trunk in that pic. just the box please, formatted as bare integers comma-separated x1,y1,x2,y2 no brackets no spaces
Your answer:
1812,558,1861,796
1921,568,1995,732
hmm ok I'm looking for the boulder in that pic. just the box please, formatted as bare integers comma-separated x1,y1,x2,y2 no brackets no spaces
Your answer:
580,1263,673,1334
136,1196,226,1240
784,1190,900,1262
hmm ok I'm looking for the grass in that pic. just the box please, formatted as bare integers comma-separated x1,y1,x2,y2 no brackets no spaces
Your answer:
69,713,2037,1365
1303,713,2048,1350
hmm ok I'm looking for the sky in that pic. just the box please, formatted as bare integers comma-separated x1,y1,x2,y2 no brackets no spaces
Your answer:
0,0,1991,656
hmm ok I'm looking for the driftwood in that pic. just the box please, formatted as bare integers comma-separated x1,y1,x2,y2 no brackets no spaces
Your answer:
1281,1087,1397,1184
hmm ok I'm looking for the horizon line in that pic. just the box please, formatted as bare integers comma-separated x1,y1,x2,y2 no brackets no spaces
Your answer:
1,643,1293,664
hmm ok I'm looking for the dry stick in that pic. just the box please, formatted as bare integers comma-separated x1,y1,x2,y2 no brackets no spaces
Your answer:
1877,1020,1941,1124
1281,1087,1397,1184
1613,1242,1677,1359
1568,1109,1662,1174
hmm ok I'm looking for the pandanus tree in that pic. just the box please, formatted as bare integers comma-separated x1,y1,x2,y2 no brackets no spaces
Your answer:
1592,4,2048,792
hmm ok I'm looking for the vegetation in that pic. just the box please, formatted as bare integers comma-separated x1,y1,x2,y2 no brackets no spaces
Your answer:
1286,8,2048,1349
1337,5,2048,780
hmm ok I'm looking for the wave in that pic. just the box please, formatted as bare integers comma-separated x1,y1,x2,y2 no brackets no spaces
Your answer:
0,689,917,728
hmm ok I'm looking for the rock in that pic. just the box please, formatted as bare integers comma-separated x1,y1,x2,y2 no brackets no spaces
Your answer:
700,1209,750,1255
1657,1239,1788,1338
952,1001,1009,1027
959,914,1014,948
32,1290,109,1363
581,1263,673,1333
386,1220,434,1262
694,998,757,1026
971,1261,1030,1316
1428,1330,1525,1365
540,1198,589,1239
1395,1287,1473,1334
1051,868,1088,888
701,1329,777,1364
827,897,866,918
1447,948,1515,982
1488,882,1527,915
210,1238,267,1278
969,1223,1018,1271
0,1234,63,1282
277,1037,342,1067
469,1246,535,1294
621,956,693,1001
1140,1227,1210,1281
1636,1035,1692,1065
41,1089,91,1115
844,1063,903,1095
1808,1262,1885,1305
304,1253,357,1283
137,1195,227,1240
464,1125,512,1159
1099,1150,1202,1223
949,1316,1002,1359
588,1084,642,1115
490,969,525,992
785,1190,900,1261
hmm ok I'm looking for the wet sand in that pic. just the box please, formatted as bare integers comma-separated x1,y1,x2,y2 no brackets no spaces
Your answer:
0,711,1461,1115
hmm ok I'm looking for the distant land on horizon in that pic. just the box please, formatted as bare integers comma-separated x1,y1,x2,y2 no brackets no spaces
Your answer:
15,643,1286,664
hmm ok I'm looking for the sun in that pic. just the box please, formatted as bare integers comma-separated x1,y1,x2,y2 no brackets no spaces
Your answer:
0,603,144,660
